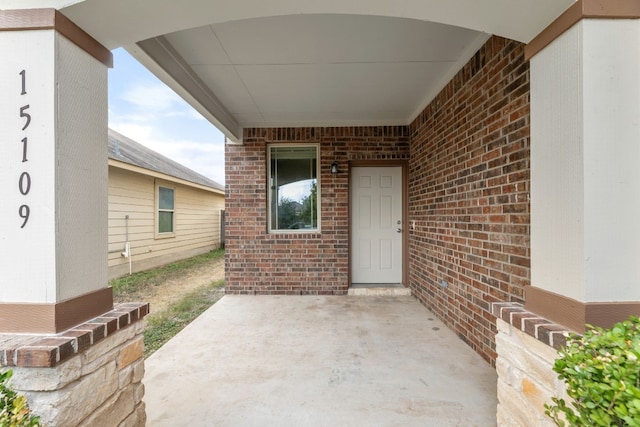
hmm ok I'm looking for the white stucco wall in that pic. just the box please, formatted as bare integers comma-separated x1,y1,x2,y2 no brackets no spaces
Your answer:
55,33,109,301
0,30,58,302
531,19,640,303
0,30,107,303
581,19,640,302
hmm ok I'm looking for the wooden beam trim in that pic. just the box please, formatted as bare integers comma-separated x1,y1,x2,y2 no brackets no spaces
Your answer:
525,286,585,332
586,301,640,329
0,287,113,334
525,0,640,61
525,286,640,333
0,8,55,30
0,9,112,67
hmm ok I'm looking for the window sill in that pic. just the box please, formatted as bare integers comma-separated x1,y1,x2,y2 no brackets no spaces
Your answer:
269,229,320,234
265,232,322,240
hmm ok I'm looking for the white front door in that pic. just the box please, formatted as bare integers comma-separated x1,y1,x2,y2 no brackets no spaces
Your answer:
351,166,403,284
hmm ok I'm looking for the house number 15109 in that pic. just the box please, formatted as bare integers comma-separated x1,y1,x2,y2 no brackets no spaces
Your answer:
18,69,31,228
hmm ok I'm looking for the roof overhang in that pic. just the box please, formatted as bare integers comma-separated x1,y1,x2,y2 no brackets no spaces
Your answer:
45,1,576,141
108,159,225,195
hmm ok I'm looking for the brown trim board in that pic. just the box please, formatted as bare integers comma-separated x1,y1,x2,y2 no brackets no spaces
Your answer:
526,0,640,61
0,9,112,67
525,286,640,333
0,287,113,334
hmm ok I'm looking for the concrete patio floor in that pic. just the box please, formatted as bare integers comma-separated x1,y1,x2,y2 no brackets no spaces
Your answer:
144,295,497,426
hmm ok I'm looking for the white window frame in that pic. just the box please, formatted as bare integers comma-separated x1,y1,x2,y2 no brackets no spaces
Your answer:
267,144,320,234
155,181,175,238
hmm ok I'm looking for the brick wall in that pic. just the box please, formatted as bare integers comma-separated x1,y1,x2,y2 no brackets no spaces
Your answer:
225,37,531,366
225,127,409,294
408,37,530,365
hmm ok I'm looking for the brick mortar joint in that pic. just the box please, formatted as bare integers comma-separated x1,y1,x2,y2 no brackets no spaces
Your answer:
491,301,574,350
0,302,149,368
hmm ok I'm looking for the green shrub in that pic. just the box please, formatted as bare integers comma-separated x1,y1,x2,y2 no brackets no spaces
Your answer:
545,316,640,426
0,370,41,427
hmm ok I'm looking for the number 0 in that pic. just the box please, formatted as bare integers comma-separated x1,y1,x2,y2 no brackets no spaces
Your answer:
18,172,31,195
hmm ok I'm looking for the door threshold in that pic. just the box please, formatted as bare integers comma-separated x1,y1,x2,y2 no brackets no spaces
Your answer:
350,283,404,289
348,283,411,296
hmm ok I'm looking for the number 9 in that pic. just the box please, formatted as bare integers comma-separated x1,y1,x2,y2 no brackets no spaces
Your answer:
19,205,30,228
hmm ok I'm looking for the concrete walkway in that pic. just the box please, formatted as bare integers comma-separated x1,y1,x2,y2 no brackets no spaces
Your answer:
144,295,497,426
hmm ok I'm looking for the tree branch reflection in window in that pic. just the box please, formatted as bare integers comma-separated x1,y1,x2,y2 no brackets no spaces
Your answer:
268,145,319,232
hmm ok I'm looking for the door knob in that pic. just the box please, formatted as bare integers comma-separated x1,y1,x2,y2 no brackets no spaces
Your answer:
396,228,402,233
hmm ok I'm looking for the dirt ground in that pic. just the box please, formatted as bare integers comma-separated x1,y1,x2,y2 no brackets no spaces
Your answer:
145,255,225,314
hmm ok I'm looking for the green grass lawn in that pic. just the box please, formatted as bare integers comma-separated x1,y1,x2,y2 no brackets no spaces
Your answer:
110,249,224,301
110,249,225,358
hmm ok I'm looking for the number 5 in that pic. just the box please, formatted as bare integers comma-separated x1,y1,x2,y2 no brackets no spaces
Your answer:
20,105,31,130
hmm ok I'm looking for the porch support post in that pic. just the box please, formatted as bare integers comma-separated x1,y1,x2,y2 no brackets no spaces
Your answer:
0,9,113,333
527,0,640,332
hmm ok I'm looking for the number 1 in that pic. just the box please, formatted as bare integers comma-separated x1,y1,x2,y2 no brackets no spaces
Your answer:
19,69,26,95
21,137,28,162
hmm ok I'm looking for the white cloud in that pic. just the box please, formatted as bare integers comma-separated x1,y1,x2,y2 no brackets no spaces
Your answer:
280,180,313,203
108,49,226,185
120,83,181,112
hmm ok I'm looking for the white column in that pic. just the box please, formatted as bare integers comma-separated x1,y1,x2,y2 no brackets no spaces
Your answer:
0,9,112,333
529,15,640,330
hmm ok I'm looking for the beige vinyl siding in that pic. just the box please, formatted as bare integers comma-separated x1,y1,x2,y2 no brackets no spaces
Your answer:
108,166,224,279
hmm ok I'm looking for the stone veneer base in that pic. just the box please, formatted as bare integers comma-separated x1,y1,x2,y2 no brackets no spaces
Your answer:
492,302,573,426
0,302,149,427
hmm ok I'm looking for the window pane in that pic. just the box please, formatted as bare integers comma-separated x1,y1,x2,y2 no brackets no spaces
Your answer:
270,146,318,231
159,187,174,209
158,211,173,233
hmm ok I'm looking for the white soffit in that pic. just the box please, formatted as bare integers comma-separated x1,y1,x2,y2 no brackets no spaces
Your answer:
60,0,575,49
158,14,488,130
56,0,575,139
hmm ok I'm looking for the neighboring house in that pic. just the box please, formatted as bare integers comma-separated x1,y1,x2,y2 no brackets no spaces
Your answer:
107,129,225,279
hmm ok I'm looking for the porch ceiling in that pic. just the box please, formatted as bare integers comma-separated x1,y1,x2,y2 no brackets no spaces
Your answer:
56,0,575,141
159,15,488,129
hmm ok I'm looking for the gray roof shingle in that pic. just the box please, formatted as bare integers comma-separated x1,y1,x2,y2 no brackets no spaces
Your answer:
108,129,224,192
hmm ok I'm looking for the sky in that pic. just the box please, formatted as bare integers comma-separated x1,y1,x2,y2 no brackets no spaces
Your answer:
108,48,226,185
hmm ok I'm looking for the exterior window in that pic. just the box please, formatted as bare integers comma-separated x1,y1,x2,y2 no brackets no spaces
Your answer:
158,186,175,234
268,145,319,232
